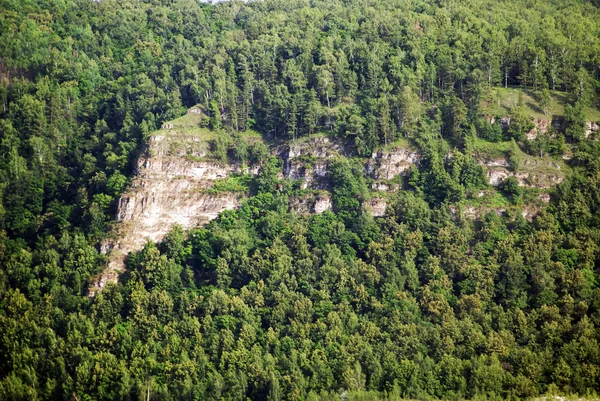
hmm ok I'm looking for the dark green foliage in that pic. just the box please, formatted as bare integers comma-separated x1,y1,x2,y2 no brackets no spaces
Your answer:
500,177,523,202
328,158,367,224
1,0,600,400
475,118,505,142
449,150,488,190
525,130,566,157
507,139,521,172
564,101,587,142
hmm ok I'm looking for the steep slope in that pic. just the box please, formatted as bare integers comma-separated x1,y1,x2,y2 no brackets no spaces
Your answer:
90,123,424,293
90,111,257,294
90,101,592,294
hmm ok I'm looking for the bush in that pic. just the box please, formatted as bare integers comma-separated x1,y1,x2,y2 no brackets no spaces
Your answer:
500,176,522,202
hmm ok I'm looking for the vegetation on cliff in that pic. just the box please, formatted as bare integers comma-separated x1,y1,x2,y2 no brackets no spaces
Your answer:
1,0,600,399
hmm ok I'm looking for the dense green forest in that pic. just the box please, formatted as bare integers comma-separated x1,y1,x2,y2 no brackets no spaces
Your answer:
2,0,600,399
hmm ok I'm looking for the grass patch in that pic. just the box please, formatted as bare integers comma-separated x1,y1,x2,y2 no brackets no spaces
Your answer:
166,139,210,157
161,126,216,140
463,190,510,208
203,174,252,195
482,87,600,121
381,136,413,151
170,112,205,128
472,138,569,176
239,129,263,140
471,138,514,159
365,189,397,201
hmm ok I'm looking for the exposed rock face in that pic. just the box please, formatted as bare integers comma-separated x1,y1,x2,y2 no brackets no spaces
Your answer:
89,135,248,296
450,204,542,222
280,138,420,188
91,121,573,295
493,116,569,141
280,136,347,189
485,167,564,188
585,121,600,139
313,195,333,213
364,198,387,217
526,118,551,140
367,148,421,180
289,193,333,214
487,168,511,186
478,157,565,188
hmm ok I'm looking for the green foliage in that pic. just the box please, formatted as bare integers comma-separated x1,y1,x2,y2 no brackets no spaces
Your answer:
450,149,488,190
211,133,230,165
565,101,587,142
205,174,252,194
253,157,281,195
328,158,367,225
509,94,535,141
475,117,505,142
500,176,523,203
507,139,521,172
1,0,600,400
538,85,552,116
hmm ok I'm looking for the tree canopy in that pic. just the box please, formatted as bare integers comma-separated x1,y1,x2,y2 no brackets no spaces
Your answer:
1,0,600,400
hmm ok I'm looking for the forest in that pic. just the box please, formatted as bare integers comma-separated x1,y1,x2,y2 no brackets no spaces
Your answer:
1,0,600,399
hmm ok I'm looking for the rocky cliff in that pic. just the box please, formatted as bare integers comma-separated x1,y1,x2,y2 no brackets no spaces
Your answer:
90,113,585,295
90,133,420,294
477,155,566,188
89,113,252,294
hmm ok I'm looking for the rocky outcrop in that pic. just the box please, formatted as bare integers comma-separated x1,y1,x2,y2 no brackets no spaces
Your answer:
364,198,387,217
585,121,600,139
485,167,564,188
280,138,420,188
489,115,600,141
366,148,420,180
89,134,250,296
92,135,414,295
314,195,333,213
289,193,333,215
91,118,574,295
478,156,565,188
526,118,551,140
450,204,542,222
491,116,568,141
280,136,348,189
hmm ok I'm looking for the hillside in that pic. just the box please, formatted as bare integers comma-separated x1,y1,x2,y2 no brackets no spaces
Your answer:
2,0,600,400
92,87,593,292
482,87,600,123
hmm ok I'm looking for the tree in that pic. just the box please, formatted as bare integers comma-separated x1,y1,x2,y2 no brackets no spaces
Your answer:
209,100,223,130
442,96,467,142
564,101,586,141
495,237,528,309
500,176,522,203
328,158,367,224
316,66,334,109
538,84,552,116
510,93,532,140
507,139,521,172
397,86,421,135
1,1,600,399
